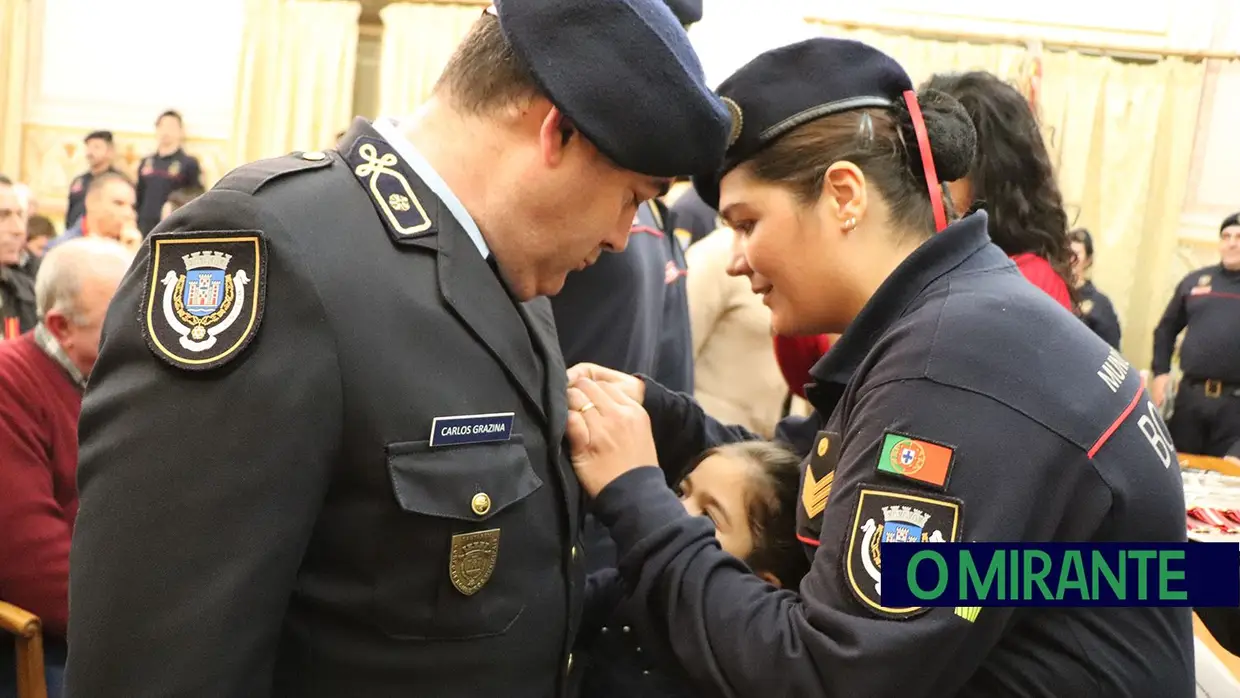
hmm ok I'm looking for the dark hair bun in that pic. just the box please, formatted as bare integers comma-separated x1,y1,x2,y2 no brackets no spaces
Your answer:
912,88,976,183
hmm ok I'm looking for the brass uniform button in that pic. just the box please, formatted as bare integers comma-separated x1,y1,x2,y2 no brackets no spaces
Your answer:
572,545,579,561
471,492,492,516
566,653,574,674
301,151,326,161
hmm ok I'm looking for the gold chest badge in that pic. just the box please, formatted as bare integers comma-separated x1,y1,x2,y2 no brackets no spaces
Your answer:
450,529,500,596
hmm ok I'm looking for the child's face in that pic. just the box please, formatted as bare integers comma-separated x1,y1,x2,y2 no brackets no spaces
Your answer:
677,453,757,560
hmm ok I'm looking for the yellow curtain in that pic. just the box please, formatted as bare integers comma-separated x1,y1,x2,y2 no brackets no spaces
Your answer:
377,2,483,117
232,0,361,167
1042,53,1206,368
0,0,30,177
812,27,1029,86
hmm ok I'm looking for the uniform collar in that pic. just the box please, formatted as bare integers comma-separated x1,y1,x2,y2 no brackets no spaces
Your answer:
809,212,993,390
371,117,490,260
34,323,86,391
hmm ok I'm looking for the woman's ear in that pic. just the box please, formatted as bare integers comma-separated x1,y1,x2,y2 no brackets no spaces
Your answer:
820,161,867,233
757,571,783,589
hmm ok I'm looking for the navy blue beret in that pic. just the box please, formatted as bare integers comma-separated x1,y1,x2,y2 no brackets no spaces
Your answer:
693,38,916,210
494,0,729,177
1222,213,1240,232
664,0,703,25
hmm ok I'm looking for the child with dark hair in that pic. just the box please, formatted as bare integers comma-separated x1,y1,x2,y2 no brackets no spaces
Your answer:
578,441,808,698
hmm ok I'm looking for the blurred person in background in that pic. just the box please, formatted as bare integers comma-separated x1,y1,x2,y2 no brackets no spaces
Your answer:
135,110,202,234
1068,227,1120,349
12,182,37,219
923,71,1076,311
0,237,132,698
670,183,720,249
685,226,788,438
0,175,36,339
1151,212,1240,457
65,131,123,229
24,215,56,261
160,184,205,222
46,173,135,253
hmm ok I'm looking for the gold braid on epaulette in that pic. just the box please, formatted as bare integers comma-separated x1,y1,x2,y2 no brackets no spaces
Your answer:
173,274,236,327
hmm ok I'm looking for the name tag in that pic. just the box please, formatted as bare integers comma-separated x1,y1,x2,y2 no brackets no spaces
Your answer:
430,412,515,448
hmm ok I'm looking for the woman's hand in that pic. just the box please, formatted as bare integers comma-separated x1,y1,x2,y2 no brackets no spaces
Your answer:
565,377,659,498
567,363,646,405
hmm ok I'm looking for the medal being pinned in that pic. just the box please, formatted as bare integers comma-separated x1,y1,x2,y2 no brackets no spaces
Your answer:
143,231,268,371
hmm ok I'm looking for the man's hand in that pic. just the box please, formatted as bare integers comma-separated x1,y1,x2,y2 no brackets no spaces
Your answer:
1151,374,1172,408
565,377,658,498
567,363,646,404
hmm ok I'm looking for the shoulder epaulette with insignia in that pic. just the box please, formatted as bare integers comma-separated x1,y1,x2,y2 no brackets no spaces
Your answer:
215,151,334,198
345,137,436,245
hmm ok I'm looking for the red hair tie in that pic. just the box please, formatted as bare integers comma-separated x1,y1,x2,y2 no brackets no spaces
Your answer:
902,90,948,233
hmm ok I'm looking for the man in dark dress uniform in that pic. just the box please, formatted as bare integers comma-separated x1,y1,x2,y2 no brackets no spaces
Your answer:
1152,212,1240,457
65,130,123,230
65,2,729,697
134,110,202,235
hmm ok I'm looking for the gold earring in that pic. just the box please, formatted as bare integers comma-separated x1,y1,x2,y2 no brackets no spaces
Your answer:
843,217,857,231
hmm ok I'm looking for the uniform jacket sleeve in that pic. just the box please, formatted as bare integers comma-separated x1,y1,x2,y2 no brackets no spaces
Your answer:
1153,275,1190,375
187,155,204,189
642,377,759,483
0,377,70,637
593,377,1107,698
579,568,626,646
67,189,343,698
771,410,824,458
1094,296,1122,350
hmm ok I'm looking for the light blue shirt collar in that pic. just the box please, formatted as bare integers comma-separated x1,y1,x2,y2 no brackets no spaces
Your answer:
371,117,490,259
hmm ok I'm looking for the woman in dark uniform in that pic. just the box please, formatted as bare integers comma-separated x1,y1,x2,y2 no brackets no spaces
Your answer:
563,38,1193,697
1069,227,1122,349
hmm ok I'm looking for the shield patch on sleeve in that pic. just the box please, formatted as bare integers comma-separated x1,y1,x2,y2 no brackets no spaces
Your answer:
844,486,962,619
142,231,268,371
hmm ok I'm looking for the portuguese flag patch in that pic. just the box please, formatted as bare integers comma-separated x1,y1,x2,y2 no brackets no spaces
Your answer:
877,433,954,488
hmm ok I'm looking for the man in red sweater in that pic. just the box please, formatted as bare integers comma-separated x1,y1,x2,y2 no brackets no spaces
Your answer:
0,237,131,697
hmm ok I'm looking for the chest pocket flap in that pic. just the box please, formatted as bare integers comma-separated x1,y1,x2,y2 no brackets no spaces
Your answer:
386,436,543,521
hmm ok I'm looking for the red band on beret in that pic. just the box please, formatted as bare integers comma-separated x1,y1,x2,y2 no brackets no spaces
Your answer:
902,90,947,233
